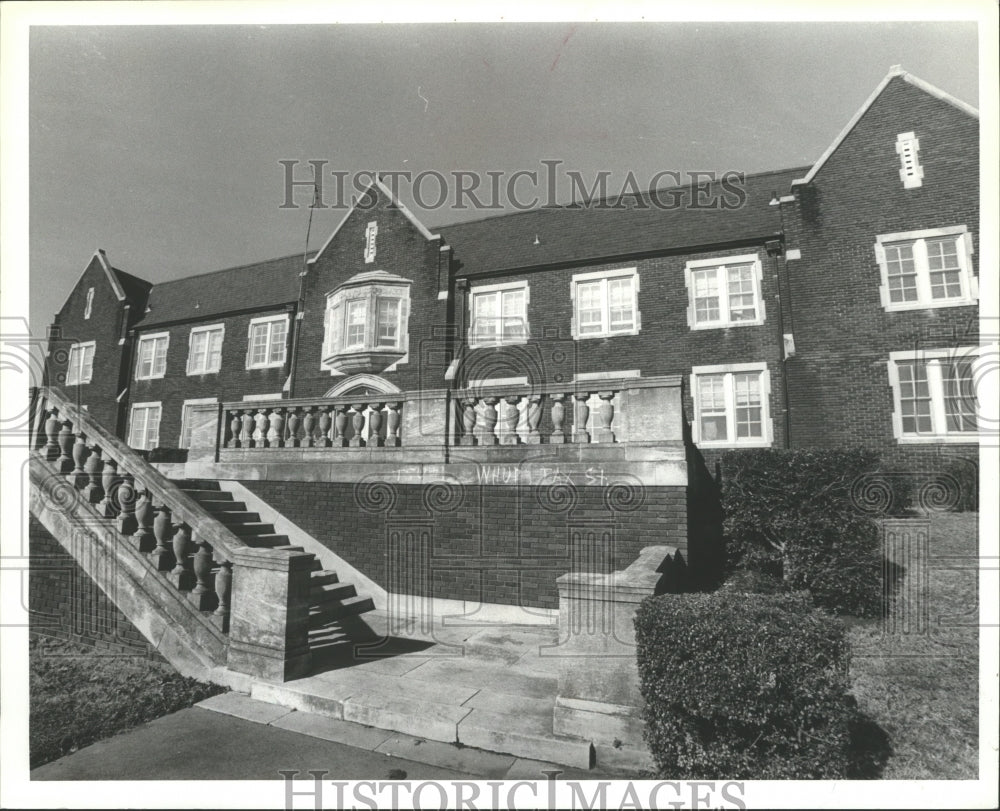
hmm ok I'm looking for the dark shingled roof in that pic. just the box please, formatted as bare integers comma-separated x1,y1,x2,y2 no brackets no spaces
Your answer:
438,166,806,276
137,253,303,327
110,266,152,305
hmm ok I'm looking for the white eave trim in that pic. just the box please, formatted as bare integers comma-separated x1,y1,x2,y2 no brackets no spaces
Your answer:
55,248,127,317
308,178,441,266
791,67,979,187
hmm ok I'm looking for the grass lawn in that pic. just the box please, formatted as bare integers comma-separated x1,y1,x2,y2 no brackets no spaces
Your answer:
29,636,226,769
848,512,979,779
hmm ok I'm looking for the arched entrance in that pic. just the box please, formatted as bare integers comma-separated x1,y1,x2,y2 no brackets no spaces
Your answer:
323,374,401,399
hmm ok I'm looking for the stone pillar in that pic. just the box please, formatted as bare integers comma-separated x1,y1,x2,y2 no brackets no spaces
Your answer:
227,548,315,682
549,394,567,444
552,545,683,769
593,392,616,443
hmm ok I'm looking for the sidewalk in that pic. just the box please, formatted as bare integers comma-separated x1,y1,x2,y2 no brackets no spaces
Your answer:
30,697,604,782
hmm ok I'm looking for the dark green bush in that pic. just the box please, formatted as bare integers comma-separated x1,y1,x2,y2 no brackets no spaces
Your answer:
635,592,855,779
720,448,883,616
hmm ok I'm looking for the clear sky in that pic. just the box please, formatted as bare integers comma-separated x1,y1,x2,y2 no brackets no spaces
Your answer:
27,20,979,333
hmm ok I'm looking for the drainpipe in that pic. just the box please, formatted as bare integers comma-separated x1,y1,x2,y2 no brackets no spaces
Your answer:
765,237,791,449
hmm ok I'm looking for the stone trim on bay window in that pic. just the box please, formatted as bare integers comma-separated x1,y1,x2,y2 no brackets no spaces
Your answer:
128,401,161,450
469,280,529,347
570,267,640,339
690,362,773,448
186,323,225,375
684,254,765,329
323,270,411,375
875,226,977,311
887,346,983,444
135,332,169,380
65,341,96,385
246,314,289,370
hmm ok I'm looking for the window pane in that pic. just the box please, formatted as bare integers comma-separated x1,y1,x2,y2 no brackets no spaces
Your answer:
138,339,154,377
66,347,80,385
129,408,146,447
208,330,223,370
344,301,366,348
897,361,933,434
152,337,167,376
577,281,603,334
269,321,287,363
885,243,919,303
693,270,720,323
190,332,207,371
608,278,634,330
82,345,94,382
733,373,762,438
249,325,268,365
376,298,399,346
698,375,728,441
727,265,757,322
942,360,977,433
146,407,160,448
926,238,963,300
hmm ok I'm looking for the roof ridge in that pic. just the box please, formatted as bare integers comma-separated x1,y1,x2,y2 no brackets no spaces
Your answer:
148,250,304,288
431,164,809,231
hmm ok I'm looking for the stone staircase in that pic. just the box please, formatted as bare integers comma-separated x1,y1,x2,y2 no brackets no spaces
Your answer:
172,479,376,656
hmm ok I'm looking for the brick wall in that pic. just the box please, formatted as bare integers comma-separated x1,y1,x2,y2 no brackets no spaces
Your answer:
242,480,688,609
28,515,162,659
783,76,979,473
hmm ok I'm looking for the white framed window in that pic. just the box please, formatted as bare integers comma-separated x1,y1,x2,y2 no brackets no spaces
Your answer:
179,397,218,449
246,314,288,369
685,254,765,329
690,362,773,448
887,346,984,444
896,132,924,189
571,268,640,339
84,287,94,320
323,277,411,364
875,226,977,311
186,324,225,375
469,280,529,347
135,332,169,380
65,341,95,385
128,402,161,450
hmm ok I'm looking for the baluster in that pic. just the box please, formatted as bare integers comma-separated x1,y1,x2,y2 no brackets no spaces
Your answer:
573,392,591,444
349,404,366,447
549,394,567,444
481,397,499,445
526,395,543,444
385,402,401,447
253,409,269,448
43,407,62,460
594,391,616,443
190,540,217,610
316,405,332,448
57,418,75,472
170,523,195,590
241,410,255,449
334,404,349,447
68,431,89,489
460,398,478,446
267,407,284,448
82,444,105,503
367,403,384,447
227,410,242,448
502,395,521,445
284,407,299,447
302,407,316,448
97,457,119,517
151,505,176,571
132,486,156,552
116,472,138,535
213,561,233,630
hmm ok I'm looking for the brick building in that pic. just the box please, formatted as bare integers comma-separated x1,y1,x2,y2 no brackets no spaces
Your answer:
42,67,982,608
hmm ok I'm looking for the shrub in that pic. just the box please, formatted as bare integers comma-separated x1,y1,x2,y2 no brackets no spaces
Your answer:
720,448,883,616
635,592,856,779
941,458,978,513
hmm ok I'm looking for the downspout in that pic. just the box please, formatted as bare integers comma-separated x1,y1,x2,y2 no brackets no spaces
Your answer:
287,183,319,399
768,192,795,449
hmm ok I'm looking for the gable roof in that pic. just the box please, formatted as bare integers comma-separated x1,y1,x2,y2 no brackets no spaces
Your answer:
793,66,979,187
308,177,441,266
437,166,804,276
137,253,303,328
110,266,152,306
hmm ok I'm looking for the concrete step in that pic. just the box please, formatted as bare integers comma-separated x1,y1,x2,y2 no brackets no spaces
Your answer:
310,582,357,603
183,489,234,501
242,534,291,548
310,570,340,586
173,479,223,491
198,499,247,513
214,511,261,524
308,595,375,625
457,705,593,769
228,522,276,536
